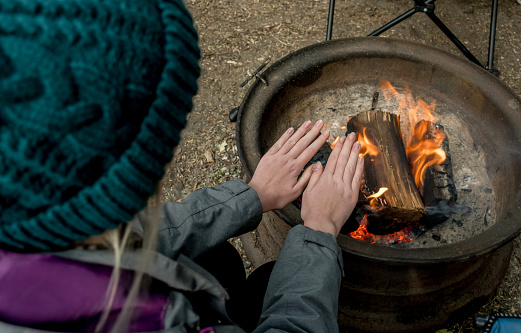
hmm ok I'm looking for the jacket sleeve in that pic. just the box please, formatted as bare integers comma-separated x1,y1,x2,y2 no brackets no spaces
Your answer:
133,179,263,260
254,225,344,333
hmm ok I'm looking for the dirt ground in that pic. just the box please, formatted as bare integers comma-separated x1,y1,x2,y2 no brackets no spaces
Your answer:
161,0,521,332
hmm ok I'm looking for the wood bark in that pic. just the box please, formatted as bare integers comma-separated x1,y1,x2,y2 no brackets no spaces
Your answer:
346,110,425,234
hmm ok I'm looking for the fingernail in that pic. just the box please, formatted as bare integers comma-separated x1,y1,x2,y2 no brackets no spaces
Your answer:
287,127,294,134
340,136,346,144
315,120,323,128
348,132,356,141
354,141,361,149
358,156,364,164
324,130,330,137
304,120,312,128
312,162,321,171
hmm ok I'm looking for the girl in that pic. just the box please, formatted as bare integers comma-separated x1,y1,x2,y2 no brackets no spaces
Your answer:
0,0,363,332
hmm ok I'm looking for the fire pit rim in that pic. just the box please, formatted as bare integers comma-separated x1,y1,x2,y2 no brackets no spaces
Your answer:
237,37,521,263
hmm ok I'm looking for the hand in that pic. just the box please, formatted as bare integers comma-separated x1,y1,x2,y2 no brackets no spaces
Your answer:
249,120,329,212
301,133,364,237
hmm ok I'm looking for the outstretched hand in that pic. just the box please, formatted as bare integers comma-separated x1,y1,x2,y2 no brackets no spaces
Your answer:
249,120,329,212
301,132,364,237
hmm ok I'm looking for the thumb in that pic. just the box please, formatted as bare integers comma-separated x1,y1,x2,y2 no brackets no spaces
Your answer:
306,162,323,191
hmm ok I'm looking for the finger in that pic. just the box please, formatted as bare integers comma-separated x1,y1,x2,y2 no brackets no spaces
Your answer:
323,136,344,175
341,139,361,182
294,164,314,193
335,132,356,179
267,127,295,155
289,120,324,158
295,130,330,166
279,120,312,154
351,155,365,193
306,162,323,191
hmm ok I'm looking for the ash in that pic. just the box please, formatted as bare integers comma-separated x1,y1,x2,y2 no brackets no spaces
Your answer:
270,83,497,249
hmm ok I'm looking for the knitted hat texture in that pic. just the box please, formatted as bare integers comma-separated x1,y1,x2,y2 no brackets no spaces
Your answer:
0,0,200,250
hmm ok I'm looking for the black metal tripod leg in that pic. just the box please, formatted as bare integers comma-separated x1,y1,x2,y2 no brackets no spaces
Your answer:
368,8,417,36
488,0,499,75
326,0,336,41
426,12,484,67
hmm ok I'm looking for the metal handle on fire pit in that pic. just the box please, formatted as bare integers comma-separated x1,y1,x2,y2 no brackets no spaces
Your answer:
326,0,500,76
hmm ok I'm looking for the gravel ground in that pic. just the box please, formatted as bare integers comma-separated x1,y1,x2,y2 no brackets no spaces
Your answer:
160,0,521,331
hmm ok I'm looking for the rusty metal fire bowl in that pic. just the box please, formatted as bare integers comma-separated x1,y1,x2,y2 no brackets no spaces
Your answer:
237,38,521,333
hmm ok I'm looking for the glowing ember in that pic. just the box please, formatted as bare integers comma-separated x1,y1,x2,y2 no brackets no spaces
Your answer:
330,136,340,149
348,214,413,244
358,127,379,157
380,81,447,193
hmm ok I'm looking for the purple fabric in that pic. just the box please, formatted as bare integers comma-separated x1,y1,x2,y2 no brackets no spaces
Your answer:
200,327,216,333
0,249,169,332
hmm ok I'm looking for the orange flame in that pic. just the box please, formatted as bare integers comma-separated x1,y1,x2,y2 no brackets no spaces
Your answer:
348,214,412,244
380,81,446,193
366,187,388,209
330,136,340,149
358,127,379,157
367,187,388,198
407,122,446,192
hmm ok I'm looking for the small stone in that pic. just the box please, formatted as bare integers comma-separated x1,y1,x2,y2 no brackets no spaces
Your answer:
204,150,214,163
463,7,474,14
243,260,252,269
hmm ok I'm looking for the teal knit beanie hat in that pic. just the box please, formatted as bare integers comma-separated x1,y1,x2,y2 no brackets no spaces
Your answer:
0,0,200,251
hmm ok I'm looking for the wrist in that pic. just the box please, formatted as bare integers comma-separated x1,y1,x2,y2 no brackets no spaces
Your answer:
248,180,269,213
303,219,339,237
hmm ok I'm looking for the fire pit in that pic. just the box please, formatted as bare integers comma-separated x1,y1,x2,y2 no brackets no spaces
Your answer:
237,38,521,332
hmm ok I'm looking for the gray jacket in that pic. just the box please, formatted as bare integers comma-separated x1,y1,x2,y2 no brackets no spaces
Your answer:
0,179,343,333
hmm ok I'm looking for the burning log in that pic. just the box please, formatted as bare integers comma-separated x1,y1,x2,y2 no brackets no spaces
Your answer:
408,121,457,225
347,110,425,235
410,121,457,206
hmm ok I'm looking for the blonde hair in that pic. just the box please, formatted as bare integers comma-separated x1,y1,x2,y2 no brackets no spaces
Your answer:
88,189,161,333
